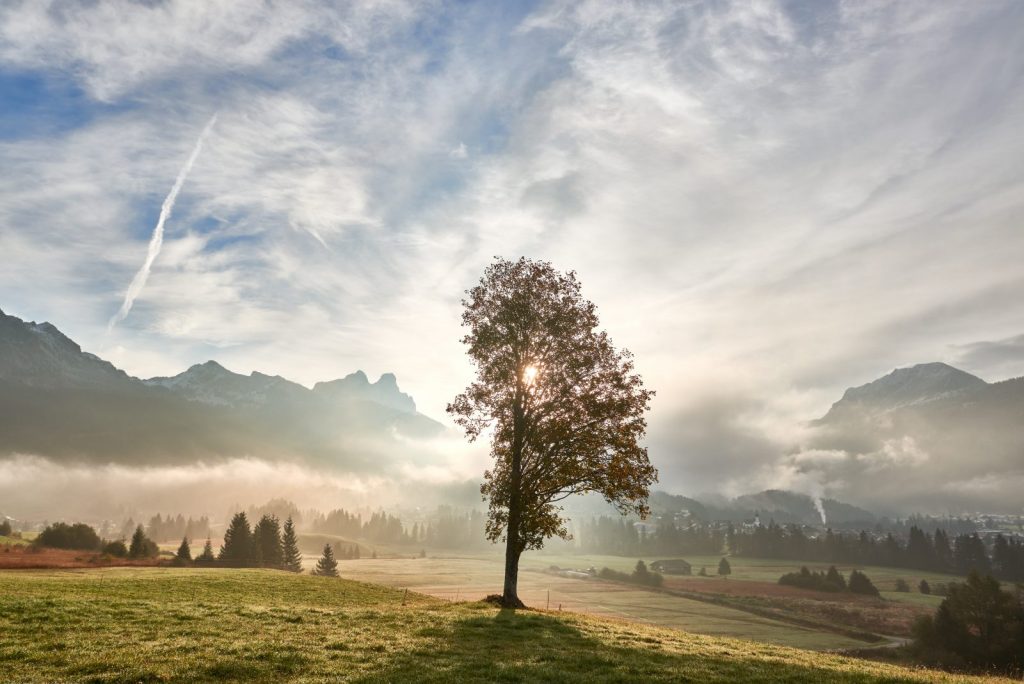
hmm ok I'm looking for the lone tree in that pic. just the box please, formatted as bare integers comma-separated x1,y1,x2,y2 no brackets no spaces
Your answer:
718,557,732,579
281,517,303,573
313,544,339,577
449,257,657,607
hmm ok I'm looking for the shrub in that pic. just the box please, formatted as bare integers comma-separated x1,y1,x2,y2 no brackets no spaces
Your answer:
36,522,101,551
0,519,12,536
919,579,931,595
103,540,128,557
895,578,910,592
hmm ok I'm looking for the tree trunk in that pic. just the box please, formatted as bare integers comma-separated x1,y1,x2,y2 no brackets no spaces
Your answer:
501,523,524,608
501,388,526,608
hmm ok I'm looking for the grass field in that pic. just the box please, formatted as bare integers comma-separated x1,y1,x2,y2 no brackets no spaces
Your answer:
331,551,963,648
0,568,1010,683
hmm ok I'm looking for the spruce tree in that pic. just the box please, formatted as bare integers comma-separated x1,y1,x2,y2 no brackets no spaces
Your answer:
176,536,192,562
219,512,253,567
313,543,339,577
825,565,847,591
129,525,158,558
253,514,283,568
196,537,216,565
281,517,302,573
849,569,880,596
718,557,731,578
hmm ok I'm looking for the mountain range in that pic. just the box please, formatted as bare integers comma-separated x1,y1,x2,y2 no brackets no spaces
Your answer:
0,307,443,469
2,307,1022,512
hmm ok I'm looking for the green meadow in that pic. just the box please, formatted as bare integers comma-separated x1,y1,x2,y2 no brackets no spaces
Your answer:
0,568,1010,683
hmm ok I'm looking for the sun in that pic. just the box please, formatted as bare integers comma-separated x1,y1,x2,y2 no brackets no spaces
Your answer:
522,365,539,386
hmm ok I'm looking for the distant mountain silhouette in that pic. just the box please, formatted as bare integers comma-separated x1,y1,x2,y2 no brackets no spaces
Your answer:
821,362,988,421
649,489,875,527
0,307,444,468
809,361,1024,511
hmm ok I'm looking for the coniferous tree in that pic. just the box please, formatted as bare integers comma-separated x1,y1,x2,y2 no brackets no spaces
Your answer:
129,525,158,558
281,516,302,573
848,569,880,596
219,512,253,566
195,537,216,565
825,565,847,591
718,557,731,578
313,544,339,577
253,514,283,568
176,536,192,562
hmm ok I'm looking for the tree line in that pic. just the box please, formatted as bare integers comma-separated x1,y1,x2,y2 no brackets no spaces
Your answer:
34,521,161,559
730,523,1024,581
577,517,725,557
203,512,302,571
309,506,488,549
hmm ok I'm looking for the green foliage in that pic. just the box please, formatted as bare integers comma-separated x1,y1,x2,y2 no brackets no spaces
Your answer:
449,257,657,605
848,569,879,597
313,544,338,577
36,522,101,551
176,536,192,563
894,578,910,592
254,514,284,568
102,540,128,557
779,566,846,593
219,512,253,566
912,571,1024,675
281,517,302,573
129,525,159,558
0,518,11,536
919,579,931,595
717,557,731,577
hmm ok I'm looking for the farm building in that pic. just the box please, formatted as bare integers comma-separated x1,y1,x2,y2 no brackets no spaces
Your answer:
650,559,691,575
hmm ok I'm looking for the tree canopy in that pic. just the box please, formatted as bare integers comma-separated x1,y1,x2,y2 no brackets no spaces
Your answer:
449,257,657,606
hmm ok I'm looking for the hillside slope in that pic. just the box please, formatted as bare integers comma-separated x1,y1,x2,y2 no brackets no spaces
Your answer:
0,568,1009,683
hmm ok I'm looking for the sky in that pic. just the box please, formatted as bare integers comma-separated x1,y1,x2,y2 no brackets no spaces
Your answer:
1,0,1023,514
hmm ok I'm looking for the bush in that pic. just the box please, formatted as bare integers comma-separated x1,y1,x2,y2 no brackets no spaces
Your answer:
36,522,101,551
919,579,931,595
895,578,910,592
779,566,845,592
848,569,880,596
103,540,128,557
0,519,12,536
598,562,664,588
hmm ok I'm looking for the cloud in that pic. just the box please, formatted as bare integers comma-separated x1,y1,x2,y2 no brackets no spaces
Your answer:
952,334,1024,378
1,0,1023,514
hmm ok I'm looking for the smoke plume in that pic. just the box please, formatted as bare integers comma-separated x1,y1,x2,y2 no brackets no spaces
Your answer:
108,115,218,329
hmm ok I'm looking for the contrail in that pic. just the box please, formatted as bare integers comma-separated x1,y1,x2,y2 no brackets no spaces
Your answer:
108,114,218,330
